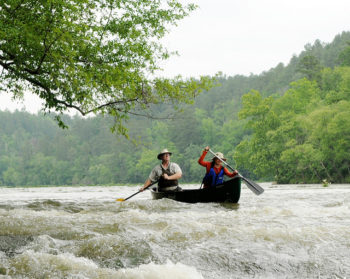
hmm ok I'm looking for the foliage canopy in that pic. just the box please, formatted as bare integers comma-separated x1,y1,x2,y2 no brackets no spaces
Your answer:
0,0,214,132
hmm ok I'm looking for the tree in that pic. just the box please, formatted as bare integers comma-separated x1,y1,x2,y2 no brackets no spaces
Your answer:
323,67,350,103
0,0,214,133
168,108,202,153
296,55,323,82
305,101,350,183
235,90,279,179
337,44,350,66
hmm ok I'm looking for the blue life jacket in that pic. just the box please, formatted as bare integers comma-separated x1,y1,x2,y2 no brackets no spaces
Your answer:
202,167,225,187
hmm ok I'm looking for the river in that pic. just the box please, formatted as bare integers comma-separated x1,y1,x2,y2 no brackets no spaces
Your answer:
0,183,349,279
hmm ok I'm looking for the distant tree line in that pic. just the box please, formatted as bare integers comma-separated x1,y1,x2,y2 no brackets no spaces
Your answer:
0,31,350,186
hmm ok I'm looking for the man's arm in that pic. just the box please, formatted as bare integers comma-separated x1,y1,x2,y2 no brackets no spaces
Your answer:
163,172,182,180
163,162,182,180
140,178,153,191
140,166,159,191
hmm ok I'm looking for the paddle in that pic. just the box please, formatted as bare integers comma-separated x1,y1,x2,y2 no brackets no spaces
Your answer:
208,149,264,195
116,180,158,202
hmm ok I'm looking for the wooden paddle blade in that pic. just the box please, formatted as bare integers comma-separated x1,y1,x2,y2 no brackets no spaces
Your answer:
116,198,126,202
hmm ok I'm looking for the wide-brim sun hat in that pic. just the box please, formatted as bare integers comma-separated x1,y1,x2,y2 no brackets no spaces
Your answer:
157,148,172,160
212,152,226,161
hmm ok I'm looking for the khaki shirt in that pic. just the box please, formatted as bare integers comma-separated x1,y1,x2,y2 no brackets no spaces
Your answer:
149,162,182,182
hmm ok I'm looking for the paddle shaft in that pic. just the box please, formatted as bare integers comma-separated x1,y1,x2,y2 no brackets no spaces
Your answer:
208,149,264,195
117,180,158,201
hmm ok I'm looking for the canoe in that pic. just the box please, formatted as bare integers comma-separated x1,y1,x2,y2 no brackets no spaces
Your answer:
150,177,241,203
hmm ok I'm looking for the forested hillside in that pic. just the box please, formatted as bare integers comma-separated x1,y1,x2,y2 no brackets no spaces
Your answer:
1,31,350,186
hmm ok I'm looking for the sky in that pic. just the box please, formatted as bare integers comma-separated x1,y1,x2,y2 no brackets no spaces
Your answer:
1,0,350,113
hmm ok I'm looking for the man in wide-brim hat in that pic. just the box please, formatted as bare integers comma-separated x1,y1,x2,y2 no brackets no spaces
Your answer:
157,148,172,160
140,148,182,192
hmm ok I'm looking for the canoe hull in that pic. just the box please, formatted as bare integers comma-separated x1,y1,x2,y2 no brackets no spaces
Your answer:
150,177,241,203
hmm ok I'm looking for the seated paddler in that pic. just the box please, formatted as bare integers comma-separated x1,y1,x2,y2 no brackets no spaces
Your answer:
198,146,238,188
140,148,182,192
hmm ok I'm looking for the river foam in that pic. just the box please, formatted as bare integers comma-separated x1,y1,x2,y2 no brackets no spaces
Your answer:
1,184,349,278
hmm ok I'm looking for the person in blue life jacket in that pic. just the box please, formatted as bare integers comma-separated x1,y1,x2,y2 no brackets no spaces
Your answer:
198,146,238,188
140,148,182,192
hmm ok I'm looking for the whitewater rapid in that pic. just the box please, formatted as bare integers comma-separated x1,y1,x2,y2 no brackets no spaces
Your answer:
0,183,349,278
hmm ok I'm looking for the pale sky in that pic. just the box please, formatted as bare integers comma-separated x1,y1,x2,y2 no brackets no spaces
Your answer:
1,0,350,113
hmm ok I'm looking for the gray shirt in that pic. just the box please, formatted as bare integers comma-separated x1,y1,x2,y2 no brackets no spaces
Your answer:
149,162,182,182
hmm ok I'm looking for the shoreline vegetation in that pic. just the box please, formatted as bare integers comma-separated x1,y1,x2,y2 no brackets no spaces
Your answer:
2,181,350,189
